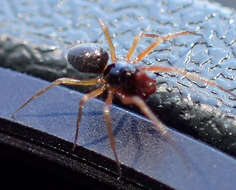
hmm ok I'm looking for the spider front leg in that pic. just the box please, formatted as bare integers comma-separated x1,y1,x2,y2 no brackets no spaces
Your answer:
135,31,197,64
103,89,121,176
73,85,106,150
140,65,236,98
126,32,160,61
12,77,104,117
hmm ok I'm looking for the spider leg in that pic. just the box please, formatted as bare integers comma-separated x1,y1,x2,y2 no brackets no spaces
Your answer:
140,65,236,98
116,90,191,169
103,89,121,176
126,33,160,61
135,31,196,64
116,90,167,136
98,18,117,63
12,77,104,116
73,85,106,150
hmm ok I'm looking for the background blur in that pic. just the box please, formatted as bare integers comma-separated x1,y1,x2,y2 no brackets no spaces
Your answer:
214,0,236,9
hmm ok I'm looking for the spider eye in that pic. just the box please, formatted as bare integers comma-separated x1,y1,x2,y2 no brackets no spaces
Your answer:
120,66,134,79
122,70,131,78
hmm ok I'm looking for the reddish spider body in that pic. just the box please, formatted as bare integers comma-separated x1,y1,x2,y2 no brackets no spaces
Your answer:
13,19,236,176
68,43,157,98
104,62,156,98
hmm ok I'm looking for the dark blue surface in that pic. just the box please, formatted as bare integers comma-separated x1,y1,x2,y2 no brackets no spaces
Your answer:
1,67,236,190
0,0,236,157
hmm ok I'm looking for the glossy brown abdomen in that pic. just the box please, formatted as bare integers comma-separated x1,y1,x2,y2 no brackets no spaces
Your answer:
67,43,109,74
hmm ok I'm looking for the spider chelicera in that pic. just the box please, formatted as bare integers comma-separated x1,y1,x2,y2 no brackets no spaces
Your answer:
13,19,236,176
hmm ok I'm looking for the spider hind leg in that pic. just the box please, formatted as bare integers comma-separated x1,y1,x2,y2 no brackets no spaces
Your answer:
73,85,106,150
12,77,102,117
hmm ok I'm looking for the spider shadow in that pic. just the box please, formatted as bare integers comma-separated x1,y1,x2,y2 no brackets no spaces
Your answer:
13,109,148,166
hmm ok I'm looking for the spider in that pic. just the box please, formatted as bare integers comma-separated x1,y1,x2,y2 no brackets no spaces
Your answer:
13,19,236,176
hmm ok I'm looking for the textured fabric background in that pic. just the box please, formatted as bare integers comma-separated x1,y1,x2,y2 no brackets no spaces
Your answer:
0,0,236,156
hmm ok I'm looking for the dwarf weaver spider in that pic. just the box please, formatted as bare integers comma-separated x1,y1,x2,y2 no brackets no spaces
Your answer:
13,19,236,176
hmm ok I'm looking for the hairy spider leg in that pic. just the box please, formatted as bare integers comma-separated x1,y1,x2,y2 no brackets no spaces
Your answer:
98,18,117,63
103,89,121,176
12,77,103,116
73,85,106,150
126,33,160,61
140,66,236,98
135,31,196,64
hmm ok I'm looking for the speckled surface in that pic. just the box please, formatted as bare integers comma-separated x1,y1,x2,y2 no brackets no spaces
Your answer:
0,0,236,157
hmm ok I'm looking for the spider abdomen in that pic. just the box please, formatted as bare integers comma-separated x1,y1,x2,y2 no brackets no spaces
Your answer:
67,43,109,74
